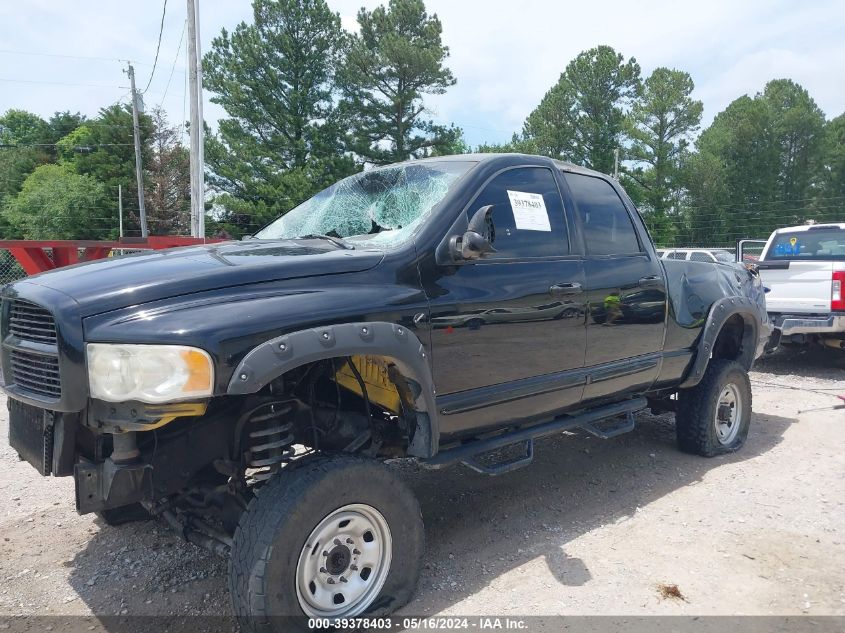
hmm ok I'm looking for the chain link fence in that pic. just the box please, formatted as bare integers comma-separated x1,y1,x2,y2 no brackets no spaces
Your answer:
0,251,27,286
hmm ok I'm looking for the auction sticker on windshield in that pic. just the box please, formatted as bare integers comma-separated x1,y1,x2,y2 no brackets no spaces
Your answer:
507,190,551,231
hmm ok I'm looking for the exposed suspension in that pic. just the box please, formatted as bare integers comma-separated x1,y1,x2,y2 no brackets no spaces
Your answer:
238,400,297,483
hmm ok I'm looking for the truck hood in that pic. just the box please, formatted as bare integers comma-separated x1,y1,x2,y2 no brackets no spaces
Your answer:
14,240,385,316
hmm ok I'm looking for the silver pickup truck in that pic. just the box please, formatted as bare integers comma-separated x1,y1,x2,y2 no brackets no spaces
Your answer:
741,223,845,349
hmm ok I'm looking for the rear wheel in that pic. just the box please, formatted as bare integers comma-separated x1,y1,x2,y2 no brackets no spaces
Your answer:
676,359,752,456
229,454,424,632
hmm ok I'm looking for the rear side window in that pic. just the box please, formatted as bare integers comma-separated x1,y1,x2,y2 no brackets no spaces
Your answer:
667,250,686,260
767,228,845,261
565,173,641,255
470,167,569,259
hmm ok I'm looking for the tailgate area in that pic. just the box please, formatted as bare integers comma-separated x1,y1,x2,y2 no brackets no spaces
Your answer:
761,261,833,314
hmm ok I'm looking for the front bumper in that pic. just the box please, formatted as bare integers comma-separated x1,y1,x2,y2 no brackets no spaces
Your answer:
771,313,845,336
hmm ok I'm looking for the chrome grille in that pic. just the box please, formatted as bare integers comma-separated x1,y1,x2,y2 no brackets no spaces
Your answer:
9,349,61,399
9,301,57,345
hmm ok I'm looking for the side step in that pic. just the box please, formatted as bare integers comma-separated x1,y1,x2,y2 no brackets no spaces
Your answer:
424,398,645,475
580,412,636,439
462,439,534,476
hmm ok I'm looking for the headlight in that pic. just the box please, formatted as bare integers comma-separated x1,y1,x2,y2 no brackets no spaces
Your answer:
87,343,214,403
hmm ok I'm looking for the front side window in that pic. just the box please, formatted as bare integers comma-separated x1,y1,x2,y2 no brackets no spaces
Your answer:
469,167,569,259
565,173,642,256
255,161,476,248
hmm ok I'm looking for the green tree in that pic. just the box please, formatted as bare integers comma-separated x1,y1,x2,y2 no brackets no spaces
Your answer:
0,110,54,233
764,79,825,205
64,104,152,234
522,45,640,173
3,164,110,239
476,134,537,154
341,0,456,164
45,111,86,144
0,110,49,146
684,80,826,245
626,68,702,243
816,113,845,207
685,95,775,244
203,0,355,234
0,147,43,207
428,126,470,156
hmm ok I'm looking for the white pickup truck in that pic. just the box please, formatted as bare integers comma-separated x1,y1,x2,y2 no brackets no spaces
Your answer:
741,223,845,349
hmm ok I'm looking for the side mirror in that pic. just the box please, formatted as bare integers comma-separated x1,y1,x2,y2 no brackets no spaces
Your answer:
451,205,496,260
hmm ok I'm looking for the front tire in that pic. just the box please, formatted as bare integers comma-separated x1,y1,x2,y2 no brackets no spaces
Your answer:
676,359,752,456
229,454,424,632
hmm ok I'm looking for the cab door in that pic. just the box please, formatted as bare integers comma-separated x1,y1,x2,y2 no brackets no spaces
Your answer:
426,165,587,438
562,171,666,403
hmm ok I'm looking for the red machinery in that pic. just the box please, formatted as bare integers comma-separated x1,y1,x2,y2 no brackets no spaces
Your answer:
0,237,221,276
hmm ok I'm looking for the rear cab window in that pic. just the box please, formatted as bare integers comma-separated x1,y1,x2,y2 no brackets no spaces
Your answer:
766,227,845,261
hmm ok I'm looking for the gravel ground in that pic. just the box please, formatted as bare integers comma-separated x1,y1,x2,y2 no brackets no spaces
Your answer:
0,346,843,623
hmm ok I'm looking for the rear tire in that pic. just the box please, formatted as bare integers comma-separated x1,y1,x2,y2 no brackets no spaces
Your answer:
676,359,752,457
229,454,424,632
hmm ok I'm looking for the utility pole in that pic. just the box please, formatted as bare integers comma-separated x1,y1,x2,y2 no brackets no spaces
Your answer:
118,184,124,238
613,148,620,180
125,64,149,238
187,0,205,238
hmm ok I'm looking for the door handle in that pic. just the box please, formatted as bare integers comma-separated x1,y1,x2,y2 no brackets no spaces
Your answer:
549,282,583,296
638,275,663,288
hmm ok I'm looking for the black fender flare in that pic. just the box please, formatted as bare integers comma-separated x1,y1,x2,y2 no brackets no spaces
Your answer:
679,297,761,389
227,322,438,458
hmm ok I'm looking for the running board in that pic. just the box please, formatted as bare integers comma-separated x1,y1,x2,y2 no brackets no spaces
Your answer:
580,412,636,439
423,398,645,475
461,439,534,476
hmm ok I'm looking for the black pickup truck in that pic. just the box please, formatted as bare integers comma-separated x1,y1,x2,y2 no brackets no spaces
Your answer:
2,154,771,628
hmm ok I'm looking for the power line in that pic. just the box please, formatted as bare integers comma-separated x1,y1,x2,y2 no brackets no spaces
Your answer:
0,77,126,89
0,48,143,65
160,19,187,104
143,0,169,94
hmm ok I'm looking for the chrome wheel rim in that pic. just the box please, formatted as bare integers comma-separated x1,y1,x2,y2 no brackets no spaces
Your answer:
714,382,742,445
295,503,392,618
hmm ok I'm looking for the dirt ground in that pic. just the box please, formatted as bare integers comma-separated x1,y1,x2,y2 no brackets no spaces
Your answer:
1,346,843,624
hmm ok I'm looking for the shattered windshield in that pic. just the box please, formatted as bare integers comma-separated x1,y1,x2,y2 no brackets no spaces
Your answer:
254,161,476,247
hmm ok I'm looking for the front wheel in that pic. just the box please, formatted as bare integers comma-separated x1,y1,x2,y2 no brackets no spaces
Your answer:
676,359,752,456
229,454,424,632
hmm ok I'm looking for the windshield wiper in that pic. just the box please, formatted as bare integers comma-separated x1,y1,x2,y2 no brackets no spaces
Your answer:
297,234,355,250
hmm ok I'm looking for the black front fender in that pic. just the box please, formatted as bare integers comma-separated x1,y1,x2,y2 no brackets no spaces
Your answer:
227,321,438,458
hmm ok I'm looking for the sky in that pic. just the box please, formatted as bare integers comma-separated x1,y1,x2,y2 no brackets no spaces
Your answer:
1,0,843,148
